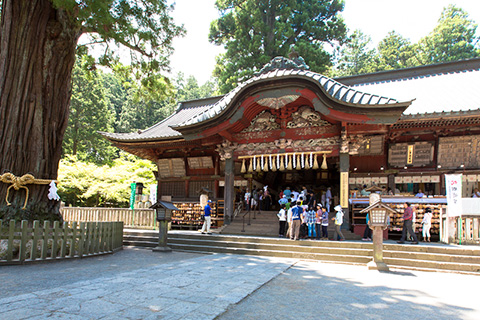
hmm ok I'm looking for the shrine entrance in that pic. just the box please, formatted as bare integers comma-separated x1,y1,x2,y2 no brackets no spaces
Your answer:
234,153,341,210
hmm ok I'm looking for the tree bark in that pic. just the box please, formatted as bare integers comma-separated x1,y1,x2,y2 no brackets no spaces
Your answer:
0,0,80,220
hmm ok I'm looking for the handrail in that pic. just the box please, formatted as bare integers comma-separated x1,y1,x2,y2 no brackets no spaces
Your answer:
241,207,251,232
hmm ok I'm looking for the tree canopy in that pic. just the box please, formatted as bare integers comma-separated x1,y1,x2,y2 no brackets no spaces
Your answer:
0,0,184,220
209,0,346,93
332,5,480,77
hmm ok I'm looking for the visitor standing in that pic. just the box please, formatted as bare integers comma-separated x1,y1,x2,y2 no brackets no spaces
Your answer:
305,206,317,239
315,204,322,240
321,206,329,240
397,202,419,244
362,213,372,241
290,201,302,241
332,205,345,241
421,207,433,242
201,200,212,234
277,204,287,237
283,187,292,200
244,189,251,211
326,187,332,212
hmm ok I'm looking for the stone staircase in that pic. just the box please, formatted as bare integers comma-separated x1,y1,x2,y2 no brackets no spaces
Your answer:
222,209,361,240
123,229,480,274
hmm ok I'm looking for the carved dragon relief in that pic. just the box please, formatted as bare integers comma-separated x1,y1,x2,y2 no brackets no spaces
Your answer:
286,106,330,128
241,110,280,132
215,140,238,160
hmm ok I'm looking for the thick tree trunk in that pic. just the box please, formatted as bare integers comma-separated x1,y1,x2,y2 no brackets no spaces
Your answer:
0,0,80,220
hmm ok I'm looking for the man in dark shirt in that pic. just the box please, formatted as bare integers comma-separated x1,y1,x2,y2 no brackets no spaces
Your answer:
397,202,418,244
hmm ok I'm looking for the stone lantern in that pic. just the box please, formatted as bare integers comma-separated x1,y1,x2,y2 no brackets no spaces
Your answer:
150,200,178,252
360,194,396,271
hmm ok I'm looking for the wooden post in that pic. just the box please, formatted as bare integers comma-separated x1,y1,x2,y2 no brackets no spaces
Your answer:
339,152,350,228
7,220,15,261
19,220,28,262
223,157,235,225
31,220,40,261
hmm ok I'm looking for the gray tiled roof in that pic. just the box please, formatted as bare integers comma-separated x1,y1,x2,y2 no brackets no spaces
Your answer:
343,64,480,115
100,97,220,141
173,68,401,128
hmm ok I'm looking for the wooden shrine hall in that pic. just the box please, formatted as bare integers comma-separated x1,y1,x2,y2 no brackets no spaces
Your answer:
102,56,480,235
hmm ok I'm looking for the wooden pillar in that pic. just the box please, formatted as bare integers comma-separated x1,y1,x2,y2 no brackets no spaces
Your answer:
339,152,350,229
223,157,235,225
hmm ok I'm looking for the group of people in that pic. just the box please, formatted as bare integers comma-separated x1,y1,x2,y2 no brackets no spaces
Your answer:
243,186,272,211
276,187,345,241
397,202,433,243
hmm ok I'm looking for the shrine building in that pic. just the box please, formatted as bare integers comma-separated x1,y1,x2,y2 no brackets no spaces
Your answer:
102,56,480,238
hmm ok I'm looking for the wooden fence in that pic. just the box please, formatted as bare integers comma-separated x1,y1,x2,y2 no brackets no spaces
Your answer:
62,207,157,229
0,220,124,265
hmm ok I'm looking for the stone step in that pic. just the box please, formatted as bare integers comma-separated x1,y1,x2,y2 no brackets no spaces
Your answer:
123,230,480,274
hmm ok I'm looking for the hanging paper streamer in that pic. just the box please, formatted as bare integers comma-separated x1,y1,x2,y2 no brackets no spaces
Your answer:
248,158,253,172
301,153,305,168
312,154,319,170
253,155,257,171
321,154,328,170
241,159,246,173
287,155,293,170
308,153,313,169
292,153,296,169
261,155,264,170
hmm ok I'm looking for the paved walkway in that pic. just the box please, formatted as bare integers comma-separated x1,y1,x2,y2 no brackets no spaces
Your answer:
1,248,479,320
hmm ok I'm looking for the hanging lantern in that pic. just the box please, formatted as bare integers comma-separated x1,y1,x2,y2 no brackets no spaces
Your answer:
312,154,319,170
241,159,246,173
263,156,269,171
248,158,253,172
321,154,328,170
256,157,262,172
287,155,293,170
296,154,301,170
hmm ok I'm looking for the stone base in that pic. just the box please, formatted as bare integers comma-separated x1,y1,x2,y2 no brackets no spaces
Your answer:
367,260,389,271
152,246,172,252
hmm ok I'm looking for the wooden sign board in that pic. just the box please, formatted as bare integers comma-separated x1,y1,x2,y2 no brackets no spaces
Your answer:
188,156,213,169
467,175,477,182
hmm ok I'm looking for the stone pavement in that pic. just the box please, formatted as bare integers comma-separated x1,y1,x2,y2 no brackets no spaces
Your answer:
0,248,296,319
1,248,480,320
218,261,480,320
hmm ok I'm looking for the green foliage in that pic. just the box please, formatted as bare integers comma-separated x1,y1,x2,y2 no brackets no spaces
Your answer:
415,5,480,64
63,56,117,164
174,72,218,102
58,154,157,207
332,30,377,77
377,31,416,70
209,0,346,93
333,5,480,76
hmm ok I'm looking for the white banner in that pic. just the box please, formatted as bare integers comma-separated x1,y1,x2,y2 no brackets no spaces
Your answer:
445,174,462,217
149,185,158,205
